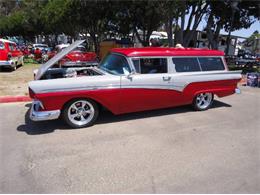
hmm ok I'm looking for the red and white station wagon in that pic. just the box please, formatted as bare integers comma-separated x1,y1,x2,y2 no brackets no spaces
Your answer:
29,40,241,128
0,39,24,70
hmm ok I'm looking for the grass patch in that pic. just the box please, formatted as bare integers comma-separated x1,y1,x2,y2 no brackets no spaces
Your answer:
24,57,37,64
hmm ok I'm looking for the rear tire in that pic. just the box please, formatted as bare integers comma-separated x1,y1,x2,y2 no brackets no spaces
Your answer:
62,98,99,128
192,93,214,111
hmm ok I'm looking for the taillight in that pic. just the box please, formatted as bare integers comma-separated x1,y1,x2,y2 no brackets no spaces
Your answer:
29,87,35,98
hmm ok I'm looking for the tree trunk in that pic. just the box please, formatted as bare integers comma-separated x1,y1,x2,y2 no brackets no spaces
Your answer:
179,13,185,45
206,14,215,49
213,23,221,49
166,18,174,47
133,27,145,46
90,32,99,55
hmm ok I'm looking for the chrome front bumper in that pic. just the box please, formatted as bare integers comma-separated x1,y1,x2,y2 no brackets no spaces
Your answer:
30,100,60,121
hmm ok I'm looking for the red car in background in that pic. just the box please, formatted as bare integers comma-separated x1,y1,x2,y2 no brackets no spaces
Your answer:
48,44,98,66
0,39,24,71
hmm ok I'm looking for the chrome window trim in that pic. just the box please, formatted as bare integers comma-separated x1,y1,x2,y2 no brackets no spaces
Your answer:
172,56,226,73
221,56,228,70
129,55,225,74
129,56,169,74
196,58,203,71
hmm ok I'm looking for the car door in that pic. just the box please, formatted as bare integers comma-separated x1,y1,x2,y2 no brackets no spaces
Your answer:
120,57,178,113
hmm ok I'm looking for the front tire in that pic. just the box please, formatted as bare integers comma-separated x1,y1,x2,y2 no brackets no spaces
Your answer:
62,99,99,128
192,93,214,111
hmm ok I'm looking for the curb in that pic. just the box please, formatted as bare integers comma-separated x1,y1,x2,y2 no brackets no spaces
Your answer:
0,96,32,103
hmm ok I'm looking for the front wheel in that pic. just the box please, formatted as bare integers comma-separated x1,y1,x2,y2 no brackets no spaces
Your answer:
62,99,99,128
192,93,214,111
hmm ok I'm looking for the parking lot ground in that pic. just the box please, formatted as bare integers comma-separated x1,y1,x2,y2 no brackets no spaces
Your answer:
0,63,39,96
0,86,259,193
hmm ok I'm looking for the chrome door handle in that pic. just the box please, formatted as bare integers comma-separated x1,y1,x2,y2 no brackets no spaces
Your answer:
163,76,171,81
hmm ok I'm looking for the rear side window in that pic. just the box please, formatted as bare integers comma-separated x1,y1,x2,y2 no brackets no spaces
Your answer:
133,58,167,74
172,58,201,72
0,41,4,50
198,57,225,71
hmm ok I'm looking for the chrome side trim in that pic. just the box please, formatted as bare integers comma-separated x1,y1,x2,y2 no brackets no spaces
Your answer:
63,61,99,66
29,70,242,94
30,100,60,121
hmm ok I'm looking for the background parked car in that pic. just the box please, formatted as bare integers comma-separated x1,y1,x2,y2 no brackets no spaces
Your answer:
48,44,98,67
0,38,24,71
32,43,51,54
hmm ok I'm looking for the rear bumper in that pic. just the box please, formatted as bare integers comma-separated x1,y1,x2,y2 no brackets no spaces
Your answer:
30,100,60,121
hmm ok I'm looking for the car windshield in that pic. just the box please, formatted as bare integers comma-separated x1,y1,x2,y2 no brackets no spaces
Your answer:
99,53,131,75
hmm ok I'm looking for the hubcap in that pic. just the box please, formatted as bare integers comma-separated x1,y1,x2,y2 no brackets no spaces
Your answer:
196,93,213,109
68,100,95,126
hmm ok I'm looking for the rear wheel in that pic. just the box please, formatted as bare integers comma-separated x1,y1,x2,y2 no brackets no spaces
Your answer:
62,99,99,128
192,93,214,111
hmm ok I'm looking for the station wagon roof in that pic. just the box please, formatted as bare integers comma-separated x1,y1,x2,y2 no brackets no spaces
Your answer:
111,47,224,57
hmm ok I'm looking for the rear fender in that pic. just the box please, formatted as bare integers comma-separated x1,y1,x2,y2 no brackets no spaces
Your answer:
182,79,240,102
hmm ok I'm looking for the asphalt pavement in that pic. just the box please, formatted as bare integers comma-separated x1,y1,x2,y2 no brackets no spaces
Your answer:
0,86,259,193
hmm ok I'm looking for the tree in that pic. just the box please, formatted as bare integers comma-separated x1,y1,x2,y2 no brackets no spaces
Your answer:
0,0,48,41
205,0,260,50
0,0,20,16
68,0,112,53
158,0,184,47
177,0,209,47
120,0,163,46
41,0,76,38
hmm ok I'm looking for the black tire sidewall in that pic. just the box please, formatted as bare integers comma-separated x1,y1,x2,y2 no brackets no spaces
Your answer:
62,98,99,128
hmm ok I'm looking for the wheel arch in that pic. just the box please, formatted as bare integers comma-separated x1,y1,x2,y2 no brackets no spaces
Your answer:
61,96,113,114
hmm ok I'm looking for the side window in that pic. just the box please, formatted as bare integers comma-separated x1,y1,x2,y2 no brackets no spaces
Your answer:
0,41,5,49
133,58,168,74
172,58,201,72
198,57,225,71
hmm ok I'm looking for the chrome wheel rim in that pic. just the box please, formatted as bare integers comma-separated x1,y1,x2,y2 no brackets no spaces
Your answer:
68,100,95,126
196,93,213,109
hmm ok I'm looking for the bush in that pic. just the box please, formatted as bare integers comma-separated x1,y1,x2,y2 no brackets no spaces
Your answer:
228,65,260,74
